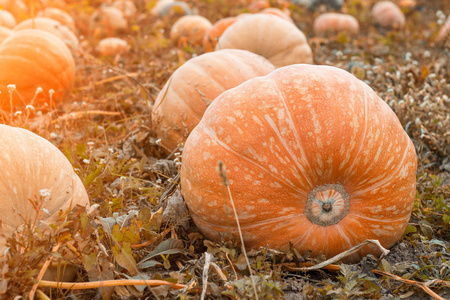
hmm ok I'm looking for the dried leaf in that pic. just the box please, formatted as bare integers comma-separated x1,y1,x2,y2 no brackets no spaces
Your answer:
113,243,138,276
138,239,185,266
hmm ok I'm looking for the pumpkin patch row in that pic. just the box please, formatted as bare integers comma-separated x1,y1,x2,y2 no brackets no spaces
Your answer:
0,1,444,296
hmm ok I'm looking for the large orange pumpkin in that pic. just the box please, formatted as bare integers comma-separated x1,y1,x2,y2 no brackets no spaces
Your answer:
0,29,76,110
0,124,90,255
216,14,313,67
151,49,275,153
180,64,417,263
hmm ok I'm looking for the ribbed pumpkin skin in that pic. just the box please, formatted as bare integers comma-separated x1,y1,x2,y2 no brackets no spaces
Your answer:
0,26,12,43
216,14,313,67
181,64,417,262
313,13,359,36
152,49,275,153
0,124,90,253
0,29,75,110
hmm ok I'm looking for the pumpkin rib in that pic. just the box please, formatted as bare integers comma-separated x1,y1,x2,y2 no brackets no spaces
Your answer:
268,77,314,188
352,149,410,197
201,125,303,194
341,79,369,177
351,212,411,223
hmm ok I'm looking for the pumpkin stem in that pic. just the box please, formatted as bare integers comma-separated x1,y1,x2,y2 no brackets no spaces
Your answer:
305,183,350,227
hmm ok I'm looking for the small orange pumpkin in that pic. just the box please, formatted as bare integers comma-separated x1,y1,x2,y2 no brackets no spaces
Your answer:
202,17,237,52
170,15,212,46
371,1,405,29
14,17,79,51
89,6,128,38
96,37,130,56
0,29,76,110
112,0,137,20
151,0,192,18
37,7,76,32
151,49,275,153
216,14,313,67
313,13,360,36
181,64,417,263
0,9,15,28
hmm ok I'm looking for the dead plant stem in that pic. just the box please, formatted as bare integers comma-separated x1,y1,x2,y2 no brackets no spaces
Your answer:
218,161,259,300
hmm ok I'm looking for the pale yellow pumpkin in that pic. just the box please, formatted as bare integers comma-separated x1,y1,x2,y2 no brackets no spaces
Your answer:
0,124,90,255
216,14,313,67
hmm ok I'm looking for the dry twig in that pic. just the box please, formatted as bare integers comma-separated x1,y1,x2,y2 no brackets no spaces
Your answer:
285,240,389,272
372,270,448,300
37,279,186,290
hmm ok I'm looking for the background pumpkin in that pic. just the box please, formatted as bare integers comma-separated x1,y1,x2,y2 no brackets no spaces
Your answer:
202,17,237,52
0,9,15,28
96,37,130,56
371,1,405,29
89,6,128,38
0,124,90,255
0,0,28,21
259,7,293,23
313,12,360,36
112,0,137,20
36,7,76,32
151,0,192,18
216,14,313,67
0,29,76,110
180,64,417,263
170,15,212,47
151,49,275,153
14,17,79,51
